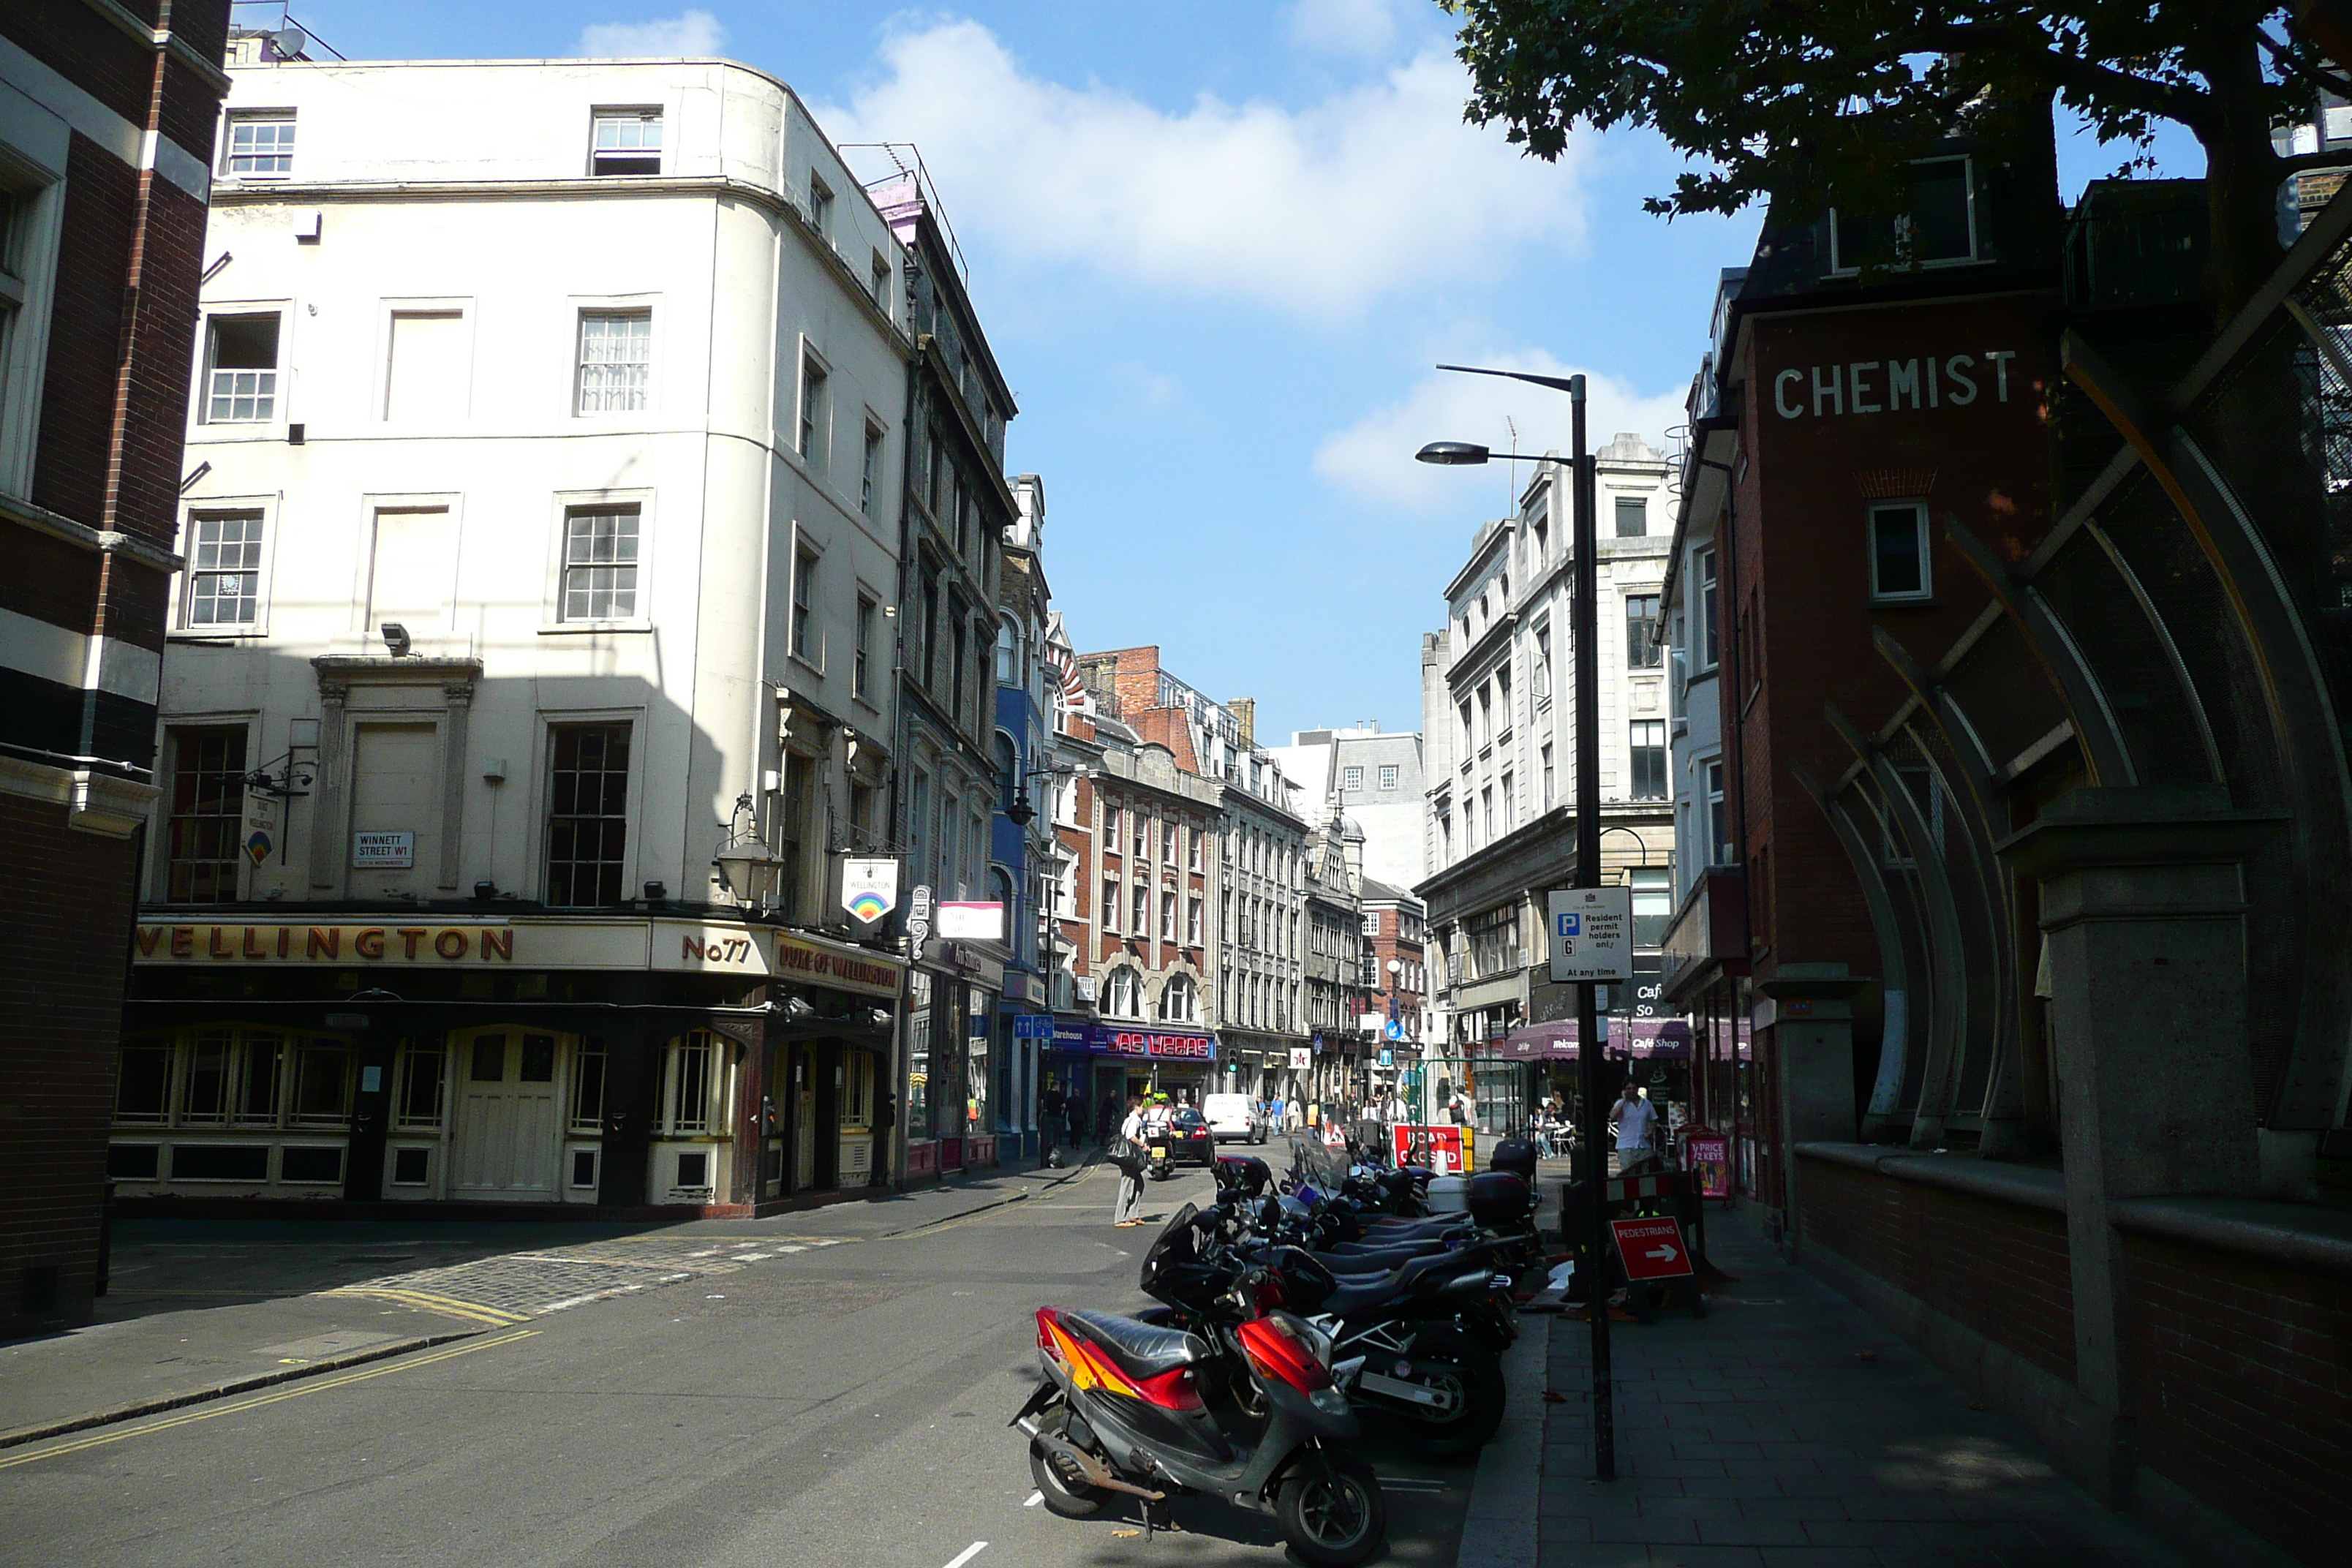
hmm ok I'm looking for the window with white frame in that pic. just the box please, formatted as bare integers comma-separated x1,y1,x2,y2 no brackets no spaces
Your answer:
799,353,828,467
1343,765,1362,791
590,109,662,176
576,311,650,415
854,594,876,698
203,314,279,423
184,511,264,627
1105,968,1142,1017
559,505,640,621
1379,764,1398,791
1705,757,1728,865
1869,501,1932,601
792,543,818,661
1626,593,1662,668
1697,548,1720,669
1831,156,1975,274
660,1030,716,1134
222,113,295,177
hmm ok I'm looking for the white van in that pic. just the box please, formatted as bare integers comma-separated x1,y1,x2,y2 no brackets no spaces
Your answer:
1202,1093,1266,1144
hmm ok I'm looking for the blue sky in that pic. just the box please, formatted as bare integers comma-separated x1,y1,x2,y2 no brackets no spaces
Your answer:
273,1,2203,742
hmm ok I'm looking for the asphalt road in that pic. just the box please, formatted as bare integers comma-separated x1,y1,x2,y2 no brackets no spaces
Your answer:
4,1163,1476,1567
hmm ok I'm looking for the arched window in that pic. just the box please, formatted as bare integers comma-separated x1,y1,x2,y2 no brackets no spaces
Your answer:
994,730,1019,811
1105,968,1142,1017
995,615,1018,685
1159,973,1196,1022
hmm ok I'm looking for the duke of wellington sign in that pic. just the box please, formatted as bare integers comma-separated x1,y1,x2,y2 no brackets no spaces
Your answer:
131,917,902,995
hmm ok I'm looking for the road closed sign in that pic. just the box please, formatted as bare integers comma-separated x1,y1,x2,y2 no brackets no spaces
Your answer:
1610,1215,1695,1281
1548,886,1633,982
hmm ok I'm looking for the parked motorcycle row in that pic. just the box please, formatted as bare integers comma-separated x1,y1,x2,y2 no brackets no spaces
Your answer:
1011,1137,1547,1566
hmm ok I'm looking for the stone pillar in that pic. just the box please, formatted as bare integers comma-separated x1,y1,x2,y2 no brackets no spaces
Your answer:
1997,785,2277,1504
309,680,349,892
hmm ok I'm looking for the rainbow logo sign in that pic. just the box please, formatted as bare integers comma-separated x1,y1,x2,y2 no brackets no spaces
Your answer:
841,858,899,925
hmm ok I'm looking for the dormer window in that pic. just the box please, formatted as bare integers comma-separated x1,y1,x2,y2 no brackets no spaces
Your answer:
591,109,663,176
1830,156,1975,274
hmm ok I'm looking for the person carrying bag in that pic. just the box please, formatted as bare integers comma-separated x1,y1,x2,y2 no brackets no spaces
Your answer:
1108,1097,1148,1226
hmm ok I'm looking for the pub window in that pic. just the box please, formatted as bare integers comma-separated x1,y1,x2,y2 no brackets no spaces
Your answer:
845,1049,875,1126
1869,502,1932,602
519,1033,557,1082
165,726,247,902
238,1032,284,1123
291,1039,351,1125
546,722,631,905
396,1043,445,1128
393,1147,431,1186
571,1044,607,1131
115,1042,173,1123
180,1030,233,1123
663,1030,715,1134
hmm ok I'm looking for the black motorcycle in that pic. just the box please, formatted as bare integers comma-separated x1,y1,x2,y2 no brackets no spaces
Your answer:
1013,1285,1387,1567
1141,1202,1512,1456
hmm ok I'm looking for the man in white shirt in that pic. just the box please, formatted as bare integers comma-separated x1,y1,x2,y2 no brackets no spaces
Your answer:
1610,1081,1660,1175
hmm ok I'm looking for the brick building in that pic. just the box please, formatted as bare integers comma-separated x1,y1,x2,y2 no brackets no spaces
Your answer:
1357,878,1425,1090
1660,138,2352,1564
0,0,235,1336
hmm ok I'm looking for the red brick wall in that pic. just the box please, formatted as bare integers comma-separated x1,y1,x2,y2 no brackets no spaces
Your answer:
1727,298,2059,990
1797,1155,2076,1380
2125,1232,2352,1566
0,797,141,1336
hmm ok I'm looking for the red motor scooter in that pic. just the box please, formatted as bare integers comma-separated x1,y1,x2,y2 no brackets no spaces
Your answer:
1010,1286,1387,1567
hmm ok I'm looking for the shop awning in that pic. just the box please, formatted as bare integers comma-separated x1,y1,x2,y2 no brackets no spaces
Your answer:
1487,1017,1695,1060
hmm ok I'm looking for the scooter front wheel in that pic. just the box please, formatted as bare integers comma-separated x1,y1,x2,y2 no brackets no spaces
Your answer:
1029,1437,1107,1518
1275,1454,1387,1567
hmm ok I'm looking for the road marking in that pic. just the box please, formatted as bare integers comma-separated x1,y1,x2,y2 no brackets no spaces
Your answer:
317,1286,529,1327
0,1329,540,1469
942,1542,989,1568
1022,1490,1043,1507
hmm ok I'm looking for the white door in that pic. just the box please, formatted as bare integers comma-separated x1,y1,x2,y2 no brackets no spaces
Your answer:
452,1030,560,1199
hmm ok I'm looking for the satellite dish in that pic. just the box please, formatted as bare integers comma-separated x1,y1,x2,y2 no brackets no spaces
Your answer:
268,26,307,59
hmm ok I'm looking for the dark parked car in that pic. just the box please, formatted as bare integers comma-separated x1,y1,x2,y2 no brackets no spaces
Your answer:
1170,1108,1216,1166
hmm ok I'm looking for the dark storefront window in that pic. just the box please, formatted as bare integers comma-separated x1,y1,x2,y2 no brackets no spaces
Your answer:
397,1044,445,1128
115,1043,172,1122
165,726,247,902
546,723,631,905
292,1040,350,1124
908,970,932,1134
571,1045,606,1130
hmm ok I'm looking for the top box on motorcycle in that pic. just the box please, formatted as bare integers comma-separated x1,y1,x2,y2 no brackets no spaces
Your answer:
1486,1137,1538,1180
1467,1171,1533,1230
1427,1174,1471,1213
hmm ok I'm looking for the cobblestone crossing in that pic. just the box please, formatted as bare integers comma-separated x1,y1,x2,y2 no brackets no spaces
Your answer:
320,1236,854,1326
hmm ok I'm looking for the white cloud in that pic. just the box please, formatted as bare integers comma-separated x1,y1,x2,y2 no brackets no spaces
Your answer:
1312,350,1691,513
576,10,725,58
1285,0,1408,59
821,20,1588,319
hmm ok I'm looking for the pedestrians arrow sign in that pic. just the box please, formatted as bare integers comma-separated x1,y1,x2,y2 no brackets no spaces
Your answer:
1610,1215,1695,1281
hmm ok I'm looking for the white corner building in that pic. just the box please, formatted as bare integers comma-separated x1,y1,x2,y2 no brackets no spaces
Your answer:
121,56,921,1215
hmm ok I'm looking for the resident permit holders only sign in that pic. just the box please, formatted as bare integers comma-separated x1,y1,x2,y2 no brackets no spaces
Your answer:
1548,886,1633,982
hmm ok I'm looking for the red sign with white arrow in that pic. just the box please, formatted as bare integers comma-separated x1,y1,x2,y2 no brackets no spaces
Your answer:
1610,1215,1695,1281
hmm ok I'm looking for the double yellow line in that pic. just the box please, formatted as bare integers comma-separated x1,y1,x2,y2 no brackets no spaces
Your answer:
0,1329,538,1469
318,1287,531,1327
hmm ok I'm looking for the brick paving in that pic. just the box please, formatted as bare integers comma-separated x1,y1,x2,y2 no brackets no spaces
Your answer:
1534,1211,2184,1568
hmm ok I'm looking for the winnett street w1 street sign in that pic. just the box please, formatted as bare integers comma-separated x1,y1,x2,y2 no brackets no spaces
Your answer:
1548,886,1633,982
1610,1215,1695,1281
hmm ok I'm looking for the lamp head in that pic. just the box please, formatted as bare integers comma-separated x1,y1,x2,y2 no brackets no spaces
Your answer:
1414,441,1491,467
380,622,412,657
1005,786,1036,828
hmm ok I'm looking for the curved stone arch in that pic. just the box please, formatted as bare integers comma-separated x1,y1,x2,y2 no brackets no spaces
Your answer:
2057,330,2352,1126
1787,758,1914,1140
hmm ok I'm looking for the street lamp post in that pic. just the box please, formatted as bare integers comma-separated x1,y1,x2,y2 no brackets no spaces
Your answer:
1417,364,1616,1482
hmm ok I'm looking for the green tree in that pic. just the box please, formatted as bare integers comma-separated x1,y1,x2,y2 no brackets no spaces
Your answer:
1443,1,2348,318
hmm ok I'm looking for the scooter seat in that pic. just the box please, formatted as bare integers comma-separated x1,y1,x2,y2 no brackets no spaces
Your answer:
1069,1309,1211,1379
1316,1251,1475,1316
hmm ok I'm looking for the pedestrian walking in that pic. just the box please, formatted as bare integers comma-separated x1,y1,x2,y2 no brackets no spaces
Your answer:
1610,1079,1659,1175
1110,1097,1147,1226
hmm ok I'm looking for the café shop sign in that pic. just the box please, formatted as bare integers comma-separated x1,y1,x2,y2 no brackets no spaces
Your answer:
133,919,904,989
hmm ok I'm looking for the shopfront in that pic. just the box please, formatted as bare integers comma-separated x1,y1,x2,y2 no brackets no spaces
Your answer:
116,915,900,1215
905,937,1004,1180
1055,1022,1215,1106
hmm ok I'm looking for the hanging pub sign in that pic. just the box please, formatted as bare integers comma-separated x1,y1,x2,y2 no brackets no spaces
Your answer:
843,858,899,924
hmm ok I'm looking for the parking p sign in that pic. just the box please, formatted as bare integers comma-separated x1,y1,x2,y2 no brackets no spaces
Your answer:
1548,886,1633,982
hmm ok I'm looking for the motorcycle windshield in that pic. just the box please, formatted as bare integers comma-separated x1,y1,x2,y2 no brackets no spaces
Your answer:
1142,1202,1199,1271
